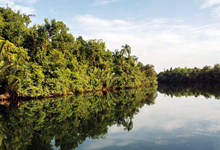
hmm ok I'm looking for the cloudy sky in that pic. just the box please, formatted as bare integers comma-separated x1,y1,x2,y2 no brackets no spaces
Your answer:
1,0,220,72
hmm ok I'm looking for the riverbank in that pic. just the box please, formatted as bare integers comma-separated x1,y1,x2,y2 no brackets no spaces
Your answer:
0,84,157,103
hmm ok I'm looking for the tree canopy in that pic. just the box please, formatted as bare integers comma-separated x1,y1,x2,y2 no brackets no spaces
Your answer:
0,7,157,98
157,64,220,84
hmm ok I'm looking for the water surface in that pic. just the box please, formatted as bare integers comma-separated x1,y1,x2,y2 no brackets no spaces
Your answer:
1,84,220,150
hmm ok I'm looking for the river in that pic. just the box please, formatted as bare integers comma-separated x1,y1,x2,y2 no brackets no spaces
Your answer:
0,84,220,150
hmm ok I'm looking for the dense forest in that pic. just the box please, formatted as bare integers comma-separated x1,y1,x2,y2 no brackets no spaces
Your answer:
0,87,157,149
0,7,157,99
157,64,220,84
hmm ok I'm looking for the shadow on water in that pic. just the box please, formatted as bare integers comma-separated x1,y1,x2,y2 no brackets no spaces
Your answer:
0,86,158,150
157,83,220,99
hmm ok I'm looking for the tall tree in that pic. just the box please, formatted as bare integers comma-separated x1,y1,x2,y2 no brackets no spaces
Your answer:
121,44,131,57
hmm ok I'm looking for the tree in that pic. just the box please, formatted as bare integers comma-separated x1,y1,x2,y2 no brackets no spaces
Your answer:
121,44,131,57
0,7,30,46
131,55,138,65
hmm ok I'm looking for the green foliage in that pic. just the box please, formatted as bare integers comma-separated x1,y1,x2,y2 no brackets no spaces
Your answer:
0,7,32,46
0,87,157,149
158,65,220,84
0,7,157,98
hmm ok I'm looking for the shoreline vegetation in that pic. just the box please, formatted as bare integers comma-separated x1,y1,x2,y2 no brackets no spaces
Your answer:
0,85,149,103
0,7,157,100
1,6,219,102
157,64,220,84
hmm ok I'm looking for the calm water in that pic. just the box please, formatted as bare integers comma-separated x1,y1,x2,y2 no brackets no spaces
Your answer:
1,84,220,150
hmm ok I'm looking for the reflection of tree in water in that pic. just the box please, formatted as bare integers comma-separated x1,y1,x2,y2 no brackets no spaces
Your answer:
122,117,133,131
158,83,220,99
0,86,157,150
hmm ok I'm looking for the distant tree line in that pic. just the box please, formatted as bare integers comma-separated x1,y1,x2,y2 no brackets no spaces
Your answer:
157,64,220,84
0,7,157,98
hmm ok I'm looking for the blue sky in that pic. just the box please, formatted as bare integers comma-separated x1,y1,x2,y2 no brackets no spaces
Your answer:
1,0,220,72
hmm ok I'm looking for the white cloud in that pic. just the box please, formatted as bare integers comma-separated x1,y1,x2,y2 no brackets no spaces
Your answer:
200,0,220,8
211,5,220,17
12,5,35,14
49,7,57,15
200,0,220,17
69,15,220,72
49,7,54,13
93,0,121,5
15,0,38,5
0,0,36,14
0,0,14,6
0,0,38,5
